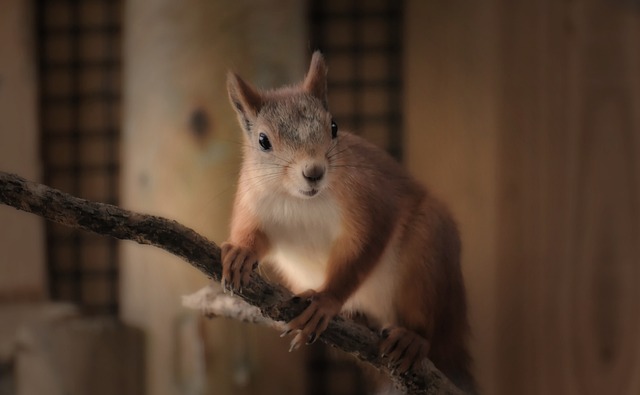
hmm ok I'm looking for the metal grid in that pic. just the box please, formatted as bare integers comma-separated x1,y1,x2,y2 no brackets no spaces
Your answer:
308,0,404,393
36,0,122,315
310,0,404,159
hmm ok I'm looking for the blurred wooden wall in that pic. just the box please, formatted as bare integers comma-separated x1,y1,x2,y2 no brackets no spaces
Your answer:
406,0,639,394
496,1,640,394
120,1,308,395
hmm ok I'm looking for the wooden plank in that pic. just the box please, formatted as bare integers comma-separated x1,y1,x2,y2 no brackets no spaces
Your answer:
496,0,640,394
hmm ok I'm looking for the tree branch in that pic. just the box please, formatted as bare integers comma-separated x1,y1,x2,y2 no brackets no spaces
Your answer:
0,171,463,395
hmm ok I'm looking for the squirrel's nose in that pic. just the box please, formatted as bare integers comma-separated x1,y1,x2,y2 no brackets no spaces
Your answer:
303,165,325,183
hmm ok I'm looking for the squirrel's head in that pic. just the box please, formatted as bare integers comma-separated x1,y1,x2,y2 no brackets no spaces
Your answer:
227,51,339,200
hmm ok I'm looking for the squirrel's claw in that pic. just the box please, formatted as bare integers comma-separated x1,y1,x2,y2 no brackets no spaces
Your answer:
220,242,258,294
379,326,430,374
283,290,340,351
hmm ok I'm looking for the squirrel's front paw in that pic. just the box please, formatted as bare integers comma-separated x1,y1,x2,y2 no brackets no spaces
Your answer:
380,326,431,373
283,290,341,352
220,242,258,293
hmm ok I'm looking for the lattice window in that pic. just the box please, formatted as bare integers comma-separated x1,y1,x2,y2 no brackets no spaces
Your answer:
37,0,122,315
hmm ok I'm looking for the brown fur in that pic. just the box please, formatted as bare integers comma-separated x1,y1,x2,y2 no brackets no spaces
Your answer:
222,52,476,393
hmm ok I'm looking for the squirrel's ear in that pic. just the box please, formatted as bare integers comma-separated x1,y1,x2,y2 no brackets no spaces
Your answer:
227,71,263,134
303,51,328,110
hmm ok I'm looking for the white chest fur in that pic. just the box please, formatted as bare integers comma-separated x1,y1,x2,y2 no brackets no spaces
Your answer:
251,190,400,327
254,191,343,293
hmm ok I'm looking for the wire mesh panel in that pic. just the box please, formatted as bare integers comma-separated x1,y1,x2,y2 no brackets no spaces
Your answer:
310,0,404,159
37,0,122,315
308,1,404,394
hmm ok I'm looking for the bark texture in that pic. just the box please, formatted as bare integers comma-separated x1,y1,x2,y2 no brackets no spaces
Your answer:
0,171,463,395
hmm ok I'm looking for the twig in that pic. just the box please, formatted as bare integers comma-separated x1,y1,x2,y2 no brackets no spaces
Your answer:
0,171,463,395
182,284,284,330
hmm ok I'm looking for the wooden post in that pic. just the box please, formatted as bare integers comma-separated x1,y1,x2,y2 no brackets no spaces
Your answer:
121,2,307,394
0,0,46,301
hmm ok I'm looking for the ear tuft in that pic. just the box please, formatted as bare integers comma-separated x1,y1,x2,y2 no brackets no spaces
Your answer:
227,71,263,134
303,51,328,110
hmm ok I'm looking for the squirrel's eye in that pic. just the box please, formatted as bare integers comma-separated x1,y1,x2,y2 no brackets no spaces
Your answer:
331,120,338,139
258,133,272,151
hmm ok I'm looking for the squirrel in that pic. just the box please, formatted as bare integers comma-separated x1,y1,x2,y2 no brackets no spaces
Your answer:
221,51,476,393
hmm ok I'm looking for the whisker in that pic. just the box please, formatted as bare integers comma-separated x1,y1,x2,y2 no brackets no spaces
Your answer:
327,145,354,161
326,141,341,156
326,143,342,156
238,172,286,185
237,170,288,184
329,164,382,172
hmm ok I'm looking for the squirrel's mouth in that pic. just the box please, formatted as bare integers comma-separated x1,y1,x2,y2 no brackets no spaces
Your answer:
299,188,319,197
